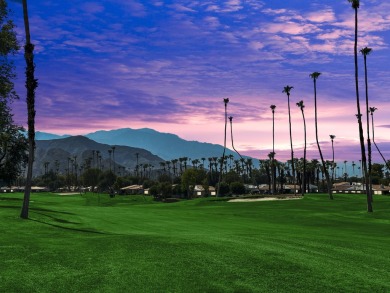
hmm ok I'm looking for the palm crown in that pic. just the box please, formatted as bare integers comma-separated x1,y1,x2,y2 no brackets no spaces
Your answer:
282,85,293,95
296,100,305,109
348,0,359,9
309,72,321,80
360,47,372,56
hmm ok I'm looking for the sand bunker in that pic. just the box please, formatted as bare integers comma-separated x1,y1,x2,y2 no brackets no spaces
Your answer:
55,192,81,195
228,197,302,202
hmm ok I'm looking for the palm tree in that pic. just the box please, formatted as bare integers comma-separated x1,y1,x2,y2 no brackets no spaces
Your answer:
296,100,306,196
310,72,333,199
270,105,277,193
20,0,38,219
344,160,348,181
348,0,372,212
108,149,112,171
283,86,296,195
360,47,373,197
111,146,116,175
369,107,390,169
330,135,336,182
228,116,243,159
217,98,229,197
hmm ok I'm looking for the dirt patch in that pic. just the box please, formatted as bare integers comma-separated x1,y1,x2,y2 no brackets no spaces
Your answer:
228,197,302,202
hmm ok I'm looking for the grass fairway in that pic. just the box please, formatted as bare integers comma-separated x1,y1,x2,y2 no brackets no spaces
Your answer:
1,192,389,292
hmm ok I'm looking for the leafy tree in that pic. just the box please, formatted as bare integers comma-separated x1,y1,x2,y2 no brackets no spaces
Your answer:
224,170,242,185
230,181,245,196
0,1,27,185
149,182,173,200
181,168,207,199
217,182,230,197
98,170,116,191
82,168,101,192
0,0,19,101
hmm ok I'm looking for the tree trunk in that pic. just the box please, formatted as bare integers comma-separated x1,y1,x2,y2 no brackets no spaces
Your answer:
363,55,373,202
302,110,306,197
287,94,296,196
313,79,333,200
20,0,38,219
352,7,373,212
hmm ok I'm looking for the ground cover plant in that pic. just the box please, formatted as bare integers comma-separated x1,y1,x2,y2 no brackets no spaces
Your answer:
1,192,389,292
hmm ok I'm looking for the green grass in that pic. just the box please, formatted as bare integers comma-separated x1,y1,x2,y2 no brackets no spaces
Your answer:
1,192,389,293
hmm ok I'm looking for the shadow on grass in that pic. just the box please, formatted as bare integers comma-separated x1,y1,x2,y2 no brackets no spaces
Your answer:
29,213,110,235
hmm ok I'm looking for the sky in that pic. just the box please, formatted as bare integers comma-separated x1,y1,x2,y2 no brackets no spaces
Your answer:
6,0,390,165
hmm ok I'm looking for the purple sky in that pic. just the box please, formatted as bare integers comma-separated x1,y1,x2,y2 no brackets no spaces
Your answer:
7,0,390,163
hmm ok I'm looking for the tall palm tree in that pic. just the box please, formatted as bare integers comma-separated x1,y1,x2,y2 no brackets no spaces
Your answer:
108,149,112,171
348,0,372,212
111,146,116,175
310,72,333,199
343,160,348,181
228,116,243,160
296,100,306,196
360,46,373,198
270,105,277,194
282,86,296,195
369,107,390,169
217,98,229,197
330,135,336,182
20,0,38,219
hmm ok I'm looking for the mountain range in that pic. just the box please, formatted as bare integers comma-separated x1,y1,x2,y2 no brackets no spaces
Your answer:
34,128,247,176
35,135,164,176
36,128,242,161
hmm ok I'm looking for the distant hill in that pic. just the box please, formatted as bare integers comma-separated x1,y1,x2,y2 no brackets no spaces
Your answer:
35,131,70,140
85,128,242,161
35,136,164,176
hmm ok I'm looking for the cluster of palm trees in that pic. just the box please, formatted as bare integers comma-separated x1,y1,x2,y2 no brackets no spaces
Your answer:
263,74,333,198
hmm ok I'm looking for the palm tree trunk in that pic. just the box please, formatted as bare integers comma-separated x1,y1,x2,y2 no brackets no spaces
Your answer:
313,79,333,199
287,94,296,196
20,0,38,219
302,110,306,196
217,100,228,197
352,6,372,212
363,55,373,201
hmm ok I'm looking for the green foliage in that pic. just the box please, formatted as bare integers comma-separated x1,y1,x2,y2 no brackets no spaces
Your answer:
149,182,173,200
217,182,230,196
0,0,26,185
223,170,242,184
0,0,19,101
98,170,117,191
142,179,156,189
0,103,27,184
158,173,171,183
34,171,65,191
81,168,101,191
181,168,207,188
230,181,246,195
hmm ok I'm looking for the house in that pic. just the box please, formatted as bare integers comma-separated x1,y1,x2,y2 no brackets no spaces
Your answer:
245,184,259,194
332,182,354,193
193,185,216,197
371,185,390,195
